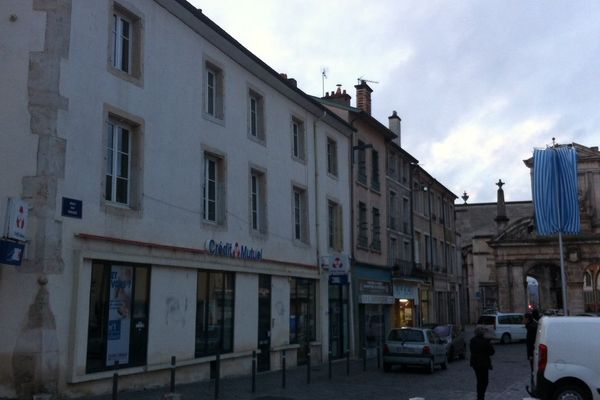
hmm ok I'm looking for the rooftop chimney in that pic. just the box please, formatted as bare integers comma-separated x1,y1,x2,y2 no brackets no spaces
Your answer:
355,80,373,114
323,84,351,106
389,110,401,146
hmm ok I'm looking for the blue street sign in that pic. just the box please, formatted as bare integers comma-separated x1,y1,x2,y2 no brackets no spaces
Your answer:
0,239,25,266
61,197,82,219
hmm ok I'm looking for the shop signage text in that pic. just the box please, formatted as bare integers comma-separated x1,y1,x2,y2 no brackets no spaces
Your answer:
205,239,263,261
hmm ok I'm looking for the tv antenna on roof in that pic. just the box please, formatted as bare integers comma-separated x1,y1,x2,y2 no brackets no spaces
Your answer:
357,76,379,85
321,67,328,97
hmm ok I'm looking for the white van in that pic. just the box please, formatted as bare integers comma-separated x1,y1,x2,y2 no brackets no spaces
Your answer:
530,316,600,400
476,312,526,344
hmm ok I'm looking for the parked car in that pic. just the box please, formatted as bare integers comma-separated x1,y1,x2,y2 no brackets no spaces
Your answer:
383,327,448,373
476,312,526,344
431,324,466,361
529,316,600,400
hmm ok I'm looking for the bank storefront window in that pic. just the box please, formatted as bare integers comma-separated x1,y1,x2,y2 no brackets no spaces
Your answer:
289,278,316,344
86,261,150,373
195,270,235,357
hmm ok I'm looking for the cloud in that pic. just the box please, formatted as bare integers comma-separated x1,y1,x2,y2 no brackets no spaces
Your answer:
420,96,559,202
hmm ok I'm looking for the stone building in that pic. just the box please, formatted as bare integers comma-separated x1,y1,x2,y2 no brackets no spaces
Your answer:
0,0,353,397
457,143,600,323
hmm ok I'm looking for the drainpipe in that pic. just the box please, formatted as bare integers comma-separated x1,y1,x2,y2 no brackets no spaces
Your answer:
313,110,327,267
313,110,327,359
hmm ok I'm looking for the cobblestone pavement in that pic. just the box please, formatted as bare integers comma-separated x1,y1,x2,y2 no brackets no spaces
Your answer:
88,340,534,400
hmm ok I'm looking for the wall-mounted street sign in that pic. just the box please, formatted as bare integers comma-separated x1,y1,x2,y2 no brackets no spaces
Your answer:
0,239,25,266
328,252,350,285
61,197,82,219
5,198,28,241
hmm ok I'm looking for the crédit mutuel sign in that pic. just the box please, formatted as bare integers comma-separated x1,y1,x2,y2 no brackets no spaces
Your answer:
204,239,263,261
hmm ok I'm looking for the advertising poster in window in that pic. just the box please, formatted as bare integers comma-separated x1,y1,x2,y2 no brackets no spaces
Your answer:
106,265,133,366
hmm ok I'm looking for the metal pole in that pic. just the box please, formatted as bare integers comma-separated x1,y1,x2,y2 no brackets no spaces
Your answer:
346,349,350,376
558,231,569,315
328,350,332,380
112,360,119,400
282,350,286,388
170,356,176,393
251,350,256,393
214,352,220,399
306,346,311,384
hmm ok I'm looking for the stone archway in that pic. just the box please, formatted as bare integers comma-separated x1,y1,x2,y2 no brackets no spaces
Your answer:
524,264,562,312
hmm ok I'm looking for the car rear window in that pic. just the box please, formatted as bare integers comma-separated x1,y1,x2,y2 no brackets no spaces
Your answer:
477,316,495,325
388,329,424,342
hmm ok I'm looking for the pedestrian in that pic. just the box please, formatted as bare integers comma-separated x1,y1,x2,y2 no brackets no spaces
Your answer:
524,311,538,371
470,326,495,400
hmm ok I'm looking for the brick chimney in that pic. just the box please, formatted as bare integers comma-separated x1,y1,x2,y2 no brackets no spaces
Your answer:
355,80,373,114
323,84,351,106
388,110,401,146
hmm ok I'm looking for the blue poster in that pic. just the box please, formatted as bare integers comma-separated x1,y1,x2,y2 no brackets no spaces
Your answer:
106,266,133,366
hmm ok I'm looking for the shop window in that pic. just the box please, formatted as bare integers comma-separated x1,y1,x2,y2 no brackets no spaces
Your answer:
289,278,316,346
195,270,235,357
86,261,150,373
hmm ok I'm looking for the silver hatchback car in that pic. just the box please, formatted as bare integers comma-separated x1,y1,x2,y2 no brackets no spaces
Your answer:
383,327,448,373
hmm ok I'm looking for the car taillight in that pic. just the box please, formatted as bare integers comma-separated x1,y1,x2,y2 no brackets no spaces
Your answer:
538,344,547,373
383,344,390,355
422,346,431,355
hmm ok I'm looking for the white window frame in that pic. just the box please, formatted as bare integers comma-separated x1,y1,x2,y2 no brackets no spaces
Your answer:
112,12,131,73
203,153,226,225
293,186,308,242
204,61,224,120
109,3,142,82
105,121,131,205
328,200,342,250
250,169,267,233
203,156,218,223
291,117,306,161
327,137,338,176
248,89,265,141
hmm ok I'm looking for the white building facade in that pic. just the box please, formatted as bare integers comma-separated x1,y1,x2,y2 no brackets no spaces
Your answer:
0,0,352,397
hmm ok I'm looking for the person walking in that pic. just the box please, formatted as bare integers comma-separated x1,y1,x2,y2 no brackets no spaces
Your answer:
470,326,495,400
524,311,539,371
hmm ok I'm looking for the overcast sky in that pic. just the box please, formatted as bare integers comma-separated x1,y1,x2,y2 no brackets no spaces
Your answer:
191,0,600,203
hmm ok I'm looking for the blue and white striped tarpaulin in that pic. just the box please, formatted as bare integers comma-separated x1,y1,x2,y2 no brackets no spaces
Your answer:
532,146,581,236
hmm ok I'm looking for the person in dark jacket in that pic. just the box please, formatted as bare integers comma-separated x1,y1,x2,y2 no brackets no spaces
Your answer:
524,313,537,370
470,326,495,400
525,309,540,370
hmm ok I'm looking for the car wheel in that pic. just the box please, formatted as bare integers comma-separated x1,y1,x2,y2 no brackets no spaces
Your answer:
383,362,391,373
500,333,511,344
426,359,435,374
441,355,448,370
552,383,592,400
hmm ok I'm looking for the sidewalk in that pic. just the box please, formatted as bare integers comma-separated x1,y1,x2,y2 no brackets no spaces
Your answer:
84,352,534,400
